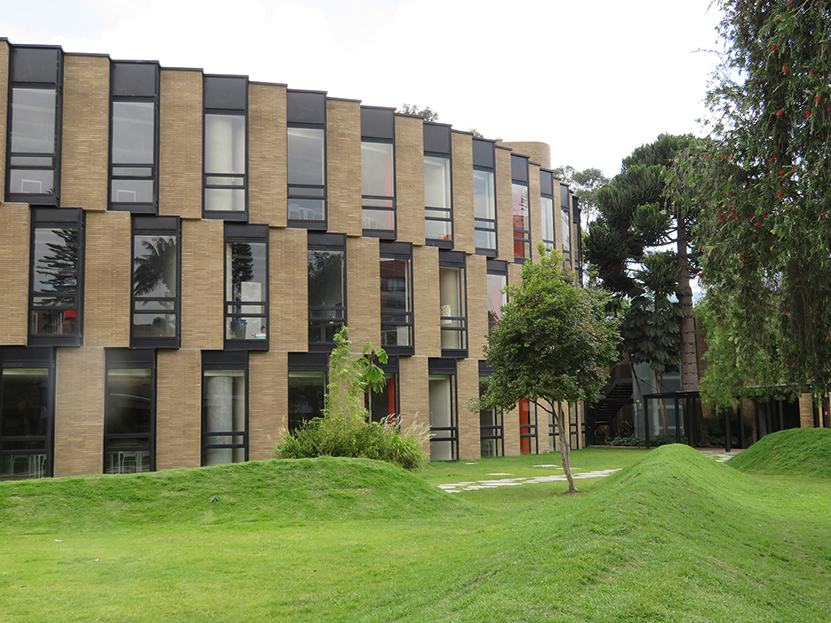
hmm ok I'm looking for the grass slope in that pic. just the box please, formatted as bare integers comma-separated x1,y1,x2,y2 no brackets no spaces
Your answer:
728,427,831,477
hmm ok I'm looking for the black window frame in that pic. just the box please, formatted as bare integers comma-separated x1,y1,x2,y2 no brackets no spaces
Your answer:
28,207,85,347
287,353,328,433
103,348,156,474
108,60,161,214
573,196,584,285
486,259,508,335
438,250,468,359
512,154,531,264
520,397,539,455
361,106,397,240
5,44,64,206
131,215,181,349
423,122,453,249
428,357,458,462
367,355,400,425
473,138,498,257
0,347,55,480
478,361,504,458
560,183,572,261
307,232,347,351
201,350,249,466
379,242,414,357
287,90,328,230
202,74,249,221
540,169,556,251
224,223,269,351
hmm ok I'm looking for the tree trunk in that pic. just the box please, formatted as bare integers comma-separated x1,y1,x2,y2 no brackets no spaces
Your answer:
557,404,579,493
677,213,700,392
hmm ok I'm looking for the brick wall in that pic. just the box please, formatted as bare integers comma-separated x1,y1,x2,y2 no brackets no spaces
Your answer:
0,202,29,345
248,350,287,460
346,236,380,349
399,355,430,455
799,393,814,428
84,211,130,347
156,349,201,469
503,403,522,456
466,253,489,360
159,69,202,219
413,244,440,357
457,358,480,460
271,226,308,351
249,82,287,227
451,131,474,254
528,161,541,262
327,98,362,236
61,55,109,211
394,115,425,245
495,146,514,263
54,347,104,476
499,141,551,170
181,219,223,350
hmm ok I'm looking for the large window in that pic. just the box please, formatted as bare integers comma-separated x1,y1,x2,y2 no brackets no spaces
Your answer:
560,183,571,258
29,208,84,347
479,369,503,458
379,242,413,355
369,367,398,425
487,259,507,334
287,90,326,227
131,216,180,349
6,45,63,206
361,107,396,237
0,347,54,480
225,223,268,350
540,170,555,250
428,359,457,461
439,251,467,356
519,398,538,455
424,123,453,246
202,351,248,466
104,349,154,474
203,75,248,218
109,61,160,213
308,233,346,347
512,155,530,262
473,139,497,255
288,353,328,432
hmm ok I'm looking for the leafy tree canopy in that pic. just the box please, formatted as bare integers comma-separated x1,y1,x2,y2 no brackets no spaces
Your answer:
397,103,439,122
551,165,609,224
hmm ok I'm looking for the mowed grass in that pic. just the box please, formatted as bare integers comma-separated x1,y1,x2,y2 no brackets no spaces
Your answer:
1,444,830,622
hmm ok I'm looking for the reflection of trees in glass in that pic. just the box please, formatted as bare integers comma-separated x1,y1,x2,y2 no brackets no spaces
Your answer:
308,250,344,307
133,236,177,297
229,242,253,301
34,228,78,305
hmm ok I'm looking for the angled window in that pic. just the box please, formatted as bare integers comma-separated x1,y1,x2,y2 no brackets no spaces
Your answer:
379,242,413,356
368,357,399,425
203,75,248,219
104,349,155,474
540,170,555,251
308,233,346,348
131,216,180,349
519,397,538,455
6,45,63,206
224,223,268,350
486,259,507,334
479,363,503,458
439,251,467,357
560,183,571,258
288,353,328,432
202,351,248,466
423,123,453,247
512,154,530,262
29,208,84,347
109,61,160,213
0,347,55,480
361,107,396,237
287,90,327,228
473,139,497,256
428,358,457,461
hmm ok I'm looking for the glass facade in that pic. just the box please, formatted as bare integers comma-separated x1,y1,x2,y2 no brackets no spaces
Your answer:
512,183,530,260
202,357,247,466
288,127,326,222
474,169,497,251
424,156,452,241
104,353,154,474
380,257,413,348
308,240,345,345
439,266,466,352
288,371,325,432
361,142,395,232
429,374,457,461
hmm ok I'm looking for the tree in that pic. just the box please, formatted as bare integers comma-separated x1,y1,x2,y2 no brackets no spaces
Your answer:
480,245,619,493
676,0,831,406
550,165,609,225
397,103,439,122
584,135,700,396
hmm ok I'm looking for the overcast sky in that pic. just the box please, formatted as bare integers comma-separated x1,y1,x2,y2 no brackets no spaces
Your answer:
1,0,723,179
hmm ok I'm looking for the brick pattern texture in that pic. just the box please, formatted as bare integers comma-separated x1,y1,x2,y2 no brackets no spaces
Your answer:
54,347,104,476
413,244,440,357
495,146,515,263
181,219,223,350
61,55,109,211
159,69,202,219
271,226,308,351
399,355,430,455
84,211,131,347
457,358,481,460
503,403,522,456
0,202,30,345
248,350,288,460
799,393,814,428
0,41,8,200
156,349,201,469
327,99,362,236
451,131,475,254
346,236,380,350
394,115,425,246
499,141,551,170
466,253,489,360
249,83,287,227
528,162,541,262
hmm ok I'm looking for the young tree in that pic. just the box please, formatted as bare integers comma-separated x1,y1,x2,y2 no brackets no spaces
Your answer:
480,245,619,493
685,0,831,405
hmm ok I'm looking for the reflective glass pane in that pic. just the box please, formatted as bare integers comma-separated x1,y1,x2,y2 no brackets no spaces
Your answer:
440,267,466,350
106,368,152,436
561,208,571,253
132,313,176,338
10,156,51,166
9,169,54,195
32,228,79,294
475,229,496,250
288,371,325,432
362,142,394,198
133,235,177,298
369,373,396,424
362,208,395,231
30,309,77,336
487,273,507,331
10,88,56,154
424,156,451,209
473,169,495,219
308,250,344,308
541,196,555,243
205,114,245,174
288,198,325,221
380,258,411,346
0,368,50,438
287,127,324,186
112,101,155,165
106,450,151,474
205,188,245,212
112,179,154,203
512,183,529,230
426,219,452,240
429,374,456,461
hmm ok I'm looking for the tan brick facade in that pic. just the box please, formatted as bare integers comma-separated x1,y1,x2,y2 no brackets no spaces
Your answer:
495,146,515,263
499,141,551,170
156,349,201,470
466,253,489,360
451,131,474,254
799,393,814,429
503,404,522,456
249,82,287,227
457,358,480,460
84,211,131,347
60,55,109,212
346,236,380,350
271,226,308,352
248,350,287,460
181,218,224,350
528,162,541,262
394,115,425,245
413,244,440,357
54,347,104,476
159,69,202,219
0,40,8,201
0,202,30,345
399,355,430,454
327,98,362,236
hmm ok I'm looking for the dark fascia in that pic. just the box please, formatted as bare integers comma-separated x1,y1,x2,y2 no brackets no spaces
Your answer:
428,357,457,375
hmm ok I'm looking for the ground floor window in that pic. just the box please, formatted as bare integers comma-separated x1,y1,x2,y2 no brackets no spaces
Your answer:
428,360,458,461
519,398,538,455
202,351,248,466
288,370,326,433
479,379,503,458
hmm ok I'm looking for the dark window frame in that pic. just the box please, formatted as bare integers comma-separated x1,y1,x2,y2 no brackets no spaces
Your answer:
439,250,468,359
423,123,453,249
512,154,531,264
131,215,181,349
361,107,397,240
428,357,458,462
201,350,249,466
224,223,269,351
28,207,85,347
478,362,504,458
473,139,497,257
560,183,572,261
5,44,64,206
520,397,539,455
367,355,400,424
108,60,161,214
540,169,556,251
307,232,347,351
287,352,328,433
287,89,328,230
379,242,414,357
486,259,508,335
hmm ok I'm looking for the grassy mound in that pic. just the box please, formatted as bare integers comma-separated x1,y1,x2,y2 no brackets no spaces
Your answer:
0,457,462,533
728,427,831,477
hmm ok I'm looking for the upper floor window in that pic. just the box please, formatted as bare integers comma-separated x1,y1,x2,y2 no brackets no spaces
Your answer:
573,196,583,284
109,61,160,213
473,139,497,256
361,107,396,237
439,251,467,357
287,90,326,227
560,183,571,257
511,154,530,262
131,216,180,349
486,259,507,334
29,208,84,347
203,75,247,219
6,45,63,206
540,170,555,251
105,349,155,474
379,242,413,355
308,233,346,348
424,123,453,247
202,351,248,466
224,223,268,350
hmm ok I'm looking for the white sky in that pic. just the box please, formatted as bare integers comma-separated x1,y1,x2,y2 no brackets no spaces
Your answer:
0,0,723,179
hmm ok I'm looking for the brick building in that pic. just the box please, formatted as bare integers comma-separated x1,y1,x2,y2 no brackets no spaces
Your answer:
0,40,584,479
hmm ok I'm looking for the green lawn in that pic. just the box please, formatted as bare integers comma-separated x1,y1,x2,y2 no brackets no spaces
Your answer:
2,442,830,622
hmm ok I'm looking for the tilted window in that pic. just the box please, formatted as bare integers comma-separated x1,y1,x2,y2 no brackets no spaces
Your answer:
202,351,248,466
308,233,346,347
224,223,268,350
361,107,396,237
287,90,327,227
